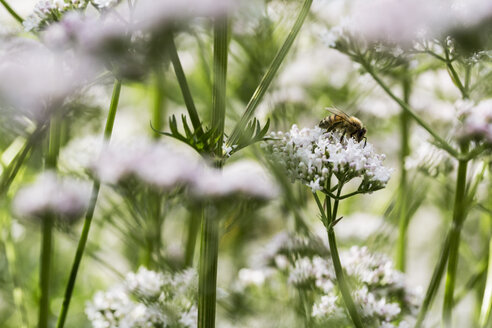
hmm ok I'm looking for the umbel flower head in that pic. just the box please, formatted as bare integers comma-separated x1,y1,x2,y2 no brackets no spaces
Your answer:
12,171,90,223
86,267,197,328
263,125,392,193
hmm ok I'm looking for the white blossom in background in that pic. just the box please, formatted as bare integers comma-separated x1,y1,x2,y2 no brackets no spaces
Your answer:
23,0,88,32
190,160,279,200
91,139,201,189
132,0,237,32
243,233,420,326
86,268,197,328
0,38,98,121
93,0,120,9
459,99,492,144
126,267,165,299
335,212,384,241
405,134,452,176
12,171,90,222
238,268,269,287
264,125,392,193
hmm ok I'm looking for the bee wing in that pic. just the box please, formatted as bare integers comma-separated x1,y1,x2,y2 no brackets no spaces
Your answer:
324,107,351,121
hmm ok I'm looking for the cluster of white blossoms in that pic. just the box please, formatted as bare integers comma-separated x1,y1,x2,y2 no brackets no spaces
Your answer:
12,171,90,222
459,99,492,144
23,0,88,32
263,125,392,193
0,39,98,121
86,267,197,328
243,233,420,327
321,0,492,48
91,139,278,201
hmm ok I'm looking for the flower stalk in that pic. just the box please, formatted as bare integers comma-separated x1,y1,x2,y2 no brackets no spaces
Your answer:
198,16,228,328
313,191,364,328
39,113,61,328
443,144,469,327
396,74,412,272
0,0,23,24
55,79,121,328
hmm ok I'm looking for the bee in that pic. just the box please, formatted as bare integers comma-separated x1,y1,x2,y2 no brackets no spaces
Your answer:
319,107,367,145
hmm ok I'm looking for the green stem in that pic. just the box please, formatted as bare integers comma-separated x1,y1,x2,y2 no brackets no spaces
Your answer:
414,230,452,328
184,209,201,267
169,37,204,136
0,127,46,196
3,215,29,328
197,18,228,324
39,215,53,328
360,61,459,158
443,146,469,327
152,65,165,137
56,79,121,328
313,192,364,328
211,17,228,155
198,206,219,328
396,75,411,272
479,237,492,327
228,0,313,147
444,47,468,99
0,0,23,24
39,114,61,328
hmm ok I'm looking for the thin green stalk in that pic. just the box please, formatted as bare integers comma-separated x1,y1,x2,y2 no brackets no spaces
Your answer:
228,0,313,147
444,47,468,99
443,148,469,327
56,79,121,328
211,17,228,154
360,61,459,158
479,237,492,327
198,207,219,328
197,17,228,327
169,38,203,135
2,214,29,328
152,65,166,137
454,258,487,306
414,231,452,328
313,192,364,328
39,115,61,328
184,209,201,267
39,215,53,328
0,0,23,24
396,75,411,272
0,126,45,196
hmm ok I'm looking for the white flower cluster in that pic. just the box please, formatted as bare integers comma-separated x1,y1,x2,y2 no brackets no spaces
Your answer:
264,125,392,193
0,39,98,121
245,234,421,327
12,171,90,222
460,99,492,145
91,139,278,200
323,0,492,48
86,267,197,328
23,0,88,32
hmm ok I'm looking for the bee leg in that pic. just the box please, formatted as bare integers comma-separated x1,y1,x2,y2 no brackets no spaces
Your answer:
363,137,367,148
339,130,346,142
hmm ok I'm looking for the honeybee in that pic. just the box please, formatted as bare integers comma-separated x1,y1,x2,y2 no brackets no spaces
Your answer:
319,107,367,145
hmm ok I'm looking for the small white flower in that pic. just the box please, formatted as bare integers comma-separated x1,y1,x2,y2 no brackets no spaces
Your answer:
312,294,338,318
460,99,492,144
93,0,119,9
126,267,165,299
238,268,267,287
191,160,279,200
265,125,392,193
13,171,90,222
